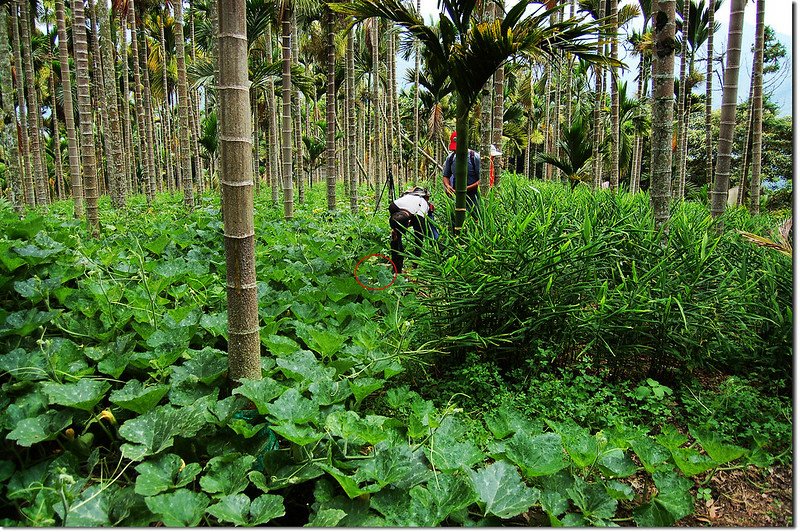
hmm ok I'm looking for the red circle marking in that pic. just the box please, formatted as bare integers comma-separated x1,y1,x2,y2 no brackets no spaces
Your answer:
354,253,397,290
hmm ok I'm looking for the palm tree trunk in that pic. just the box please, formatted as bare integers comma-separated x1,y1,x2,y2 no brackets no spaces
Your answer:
127,0,150,199
480,79,491,193
56,0,83,212
95,0,126,207
592,0,605,189
490,1,505,179
281,0,294,219
710,0,745,218
87,0,112,200
19,0,48,206
218,0,261,381
347,26,358,213
413,0,421,187
48,57,65,201
172,0,195,208
650,0,676,227
704,0,715,189
747,0,765,215
326,7,337,210
11,4,33,207
159,13,175,195
71,0,99,235
0,4,24,212
139,32,158,201
737,82,754,207
291,10,304,204
120,18,135,195
674,0,688,200
609,0,620,191
265,22,280,204
371,18,380,207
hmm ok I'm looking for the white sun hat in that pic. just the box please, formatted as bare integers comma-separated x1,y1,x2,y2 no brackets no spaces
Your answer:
490,144,502,156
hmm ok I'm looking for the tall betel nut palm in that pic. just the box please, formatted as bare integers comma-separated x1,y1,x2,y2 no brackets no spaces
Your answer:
650,0,676,227
332,0,614,232
219,0,262,381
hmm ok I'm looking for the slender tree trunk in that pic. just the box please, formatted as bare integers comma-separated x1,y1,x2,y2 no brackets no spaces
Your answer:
291,10,304,204
490,1,505,180
674,0,688,200
0,4,23,212
347,26,358,213
609,0,620,191
172,0,195,207
748,0,765,215
88,0,112,200
159,14,175,196
326,8,337,210
265,22,279,204
650,0,676,227
523,64,532,180
72,0,99,235
219,0,260,381
710,0,746,218
56,0,83,212
737,82,755,207
11,5,33,207
140,32,158,202
591,0,605,189
281,1,294,219
413,0,421,186
371,18,380,207
95,0,126,207
705,0,715,189
128,0,150,199
120,18,135,195
19,0,48,206
48,57,65,201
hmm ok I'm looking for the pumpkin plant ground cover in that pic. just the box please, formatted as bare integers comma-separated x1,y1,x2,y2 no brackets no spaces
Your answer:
0,185,791,527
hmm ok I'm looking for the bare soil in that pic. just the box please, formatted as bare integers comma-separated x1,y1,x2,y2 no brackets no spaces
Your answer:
678,464,793,527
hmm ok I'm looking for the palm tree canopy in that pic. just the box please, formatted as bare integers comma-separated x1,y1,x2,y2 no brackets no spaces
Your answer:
332,0,621,108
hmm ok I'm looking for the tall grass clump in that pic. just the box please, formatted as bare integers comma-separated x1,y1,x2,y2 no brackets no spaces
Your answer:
413,176,791,383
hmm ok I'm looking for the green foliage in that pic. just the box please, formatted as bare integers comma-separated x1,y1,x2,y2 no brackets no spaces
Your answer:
414,178,792,382
0,186,787,526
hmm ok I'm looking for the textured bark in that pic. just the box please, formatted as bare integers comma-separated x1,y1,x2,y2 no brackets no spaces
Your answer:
491,0,504,177
120,19,134,195
159,14,175,194
371,18,380,207
19,0,48,206
674,0,688,199
705,0,715,188
609,0,619,191
325,8,337,211
412,0,420,187
172,0,195,208
737,83,754,207
140,33,158,201
650,0,676,227
747,0,765,215
281,1,294,219
127,0,150,198
710,0,745,218
592,0,605,189
480,80,491,193
87,0,112,199
71,0,99,235
48,54,65,200
347,27,358,213
95,0,126,207
219,0,261,382
0,5,23,212
11,5,33,206
542,60,552,180
291,10,304,204
265,23,279,204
